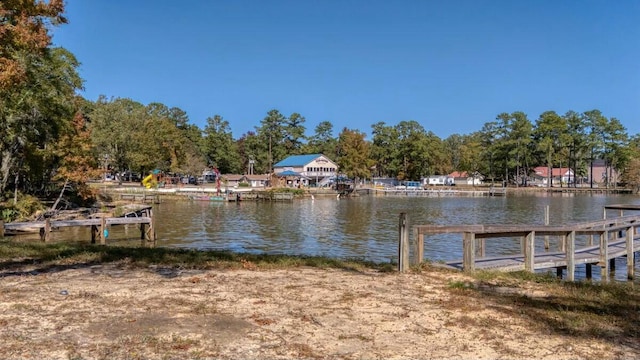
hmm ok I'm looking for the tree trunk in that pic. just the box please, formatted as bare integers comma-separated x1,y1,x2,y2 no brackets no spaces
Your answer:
51,178,69,211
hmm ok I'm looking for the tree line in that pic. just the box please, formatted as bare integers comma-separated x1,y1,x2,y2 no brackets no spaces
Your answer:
2,0,640,212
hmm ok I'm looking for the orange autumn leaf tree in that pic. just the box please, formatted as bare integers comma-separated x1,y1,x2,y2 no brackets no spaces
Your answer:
50,111,101,209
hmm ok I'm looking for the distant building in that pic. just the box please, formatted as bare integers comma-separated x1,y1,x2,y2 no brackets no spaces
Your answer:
448,171,483,186
587,159,620,186
423,175,454,186
531,167,575,186
221,174,269,188
273,154,338,187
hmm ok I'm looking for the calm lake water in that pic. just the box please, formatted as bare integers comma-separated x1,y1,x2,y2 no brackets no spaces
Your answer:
146,192,639,282
21,191,640,282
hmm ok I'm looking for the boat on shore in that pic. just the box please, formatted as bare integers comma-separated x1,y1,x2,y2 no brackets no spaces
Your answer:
188,194,226,201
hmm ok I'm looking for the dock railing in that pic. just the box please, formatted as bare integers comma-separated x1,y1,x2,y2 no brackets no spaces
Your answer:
1,208,157,247
400,211,640,281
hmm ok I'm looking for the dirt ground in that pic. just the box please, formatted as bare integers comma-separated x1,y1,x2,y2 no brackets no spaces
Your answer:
0,262,637,360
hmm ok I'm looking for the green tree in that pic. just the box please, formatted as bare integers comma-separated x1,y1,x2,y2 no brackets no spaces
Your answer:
284,112,306,156
533,111,568,187
370,122,400,178
203,115,241,174
257,109,287,173
237,131,267,174
564,111,589,186
304,120,337,159
1,46,82,196
621,135,640,193
336,128,372,187
89,97,145,177
583,109,608,187
457,132,484,184
508,112,534,187
601,117,628,188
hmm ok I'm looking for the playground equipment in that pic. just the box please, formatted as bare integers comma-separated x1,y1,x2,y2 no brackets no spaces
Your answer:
142,169,161,189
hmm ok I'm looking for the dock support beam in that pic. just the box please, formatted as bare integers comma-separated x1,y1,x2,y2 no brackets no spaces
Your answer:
398,213,409,272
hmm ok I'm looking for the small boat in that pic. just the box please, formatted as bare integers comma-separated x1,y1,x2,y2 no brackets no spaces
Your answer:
188,195,226,201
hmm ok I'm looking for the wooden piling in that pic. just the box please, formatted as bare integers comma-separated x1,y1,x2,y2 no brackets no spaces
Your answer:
462,232,475,272
39,218,51,242
627,225,635,280
524,231,535,272
100,217,106,245
600,231,609,282
566,231,576,281
91,225,98,244
398,213,409,272
544,205,550,250
585,264,593,279
412,226,424,266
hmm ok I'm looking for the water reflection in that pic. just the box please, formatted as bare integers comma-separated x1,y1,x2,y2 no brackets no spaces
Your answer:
150,193,640,281
13,193,637,281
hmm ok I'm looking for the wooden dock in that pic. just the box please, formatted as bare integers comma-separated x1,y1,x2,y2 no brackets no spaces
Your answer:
376,188,505,197
0,207,156,246
398,204,640,281
119,193,160,204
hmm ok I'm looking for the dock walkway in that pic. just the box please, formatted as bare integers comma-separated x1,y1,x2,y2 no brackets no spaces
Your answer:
399,204,640,281
1,207,156,246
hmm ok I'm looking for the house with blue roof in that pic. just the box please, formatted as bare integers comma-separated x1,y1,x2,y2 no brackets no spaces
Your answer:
273,154,338,187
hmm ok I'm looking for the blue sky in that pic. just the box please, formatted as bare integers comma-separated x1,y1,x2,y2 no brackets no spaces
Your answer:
52,1,640,139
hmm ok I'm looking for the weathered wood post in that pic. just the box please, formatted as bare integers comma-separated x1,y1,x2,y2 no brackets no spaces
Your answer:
566,231,576,281
149,208,157,247
559,233,566,252
477,237,485,258
524,231,535,272
626,225,634,280
412,226,423,266
398,213,409,272
0,220,4,238
91,224,98,244
599,231,609,282
462,232,475,272
100,216,106,245
544,205,550,250
40,219,51,242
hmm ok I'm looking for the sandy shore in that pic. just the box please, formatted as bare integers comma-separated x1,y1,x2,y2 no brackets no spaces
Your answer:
0,261,637,360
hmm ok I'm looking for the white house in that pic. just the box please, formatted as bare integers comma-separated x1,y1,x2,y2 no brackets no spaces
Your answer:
448,171,483,186
273,154,339,187
423,175,454,186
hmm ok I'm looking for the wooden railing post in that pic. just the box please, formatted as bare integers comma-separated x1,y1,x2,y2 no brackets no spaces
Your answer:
100,217,106,245
40,219,51,242
544,205,550,250
600,231,609,282
462,232,475,272
626,225,634,280
524,231,535,272
566,231,575,281
398,213,409,272
411,226,423,266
